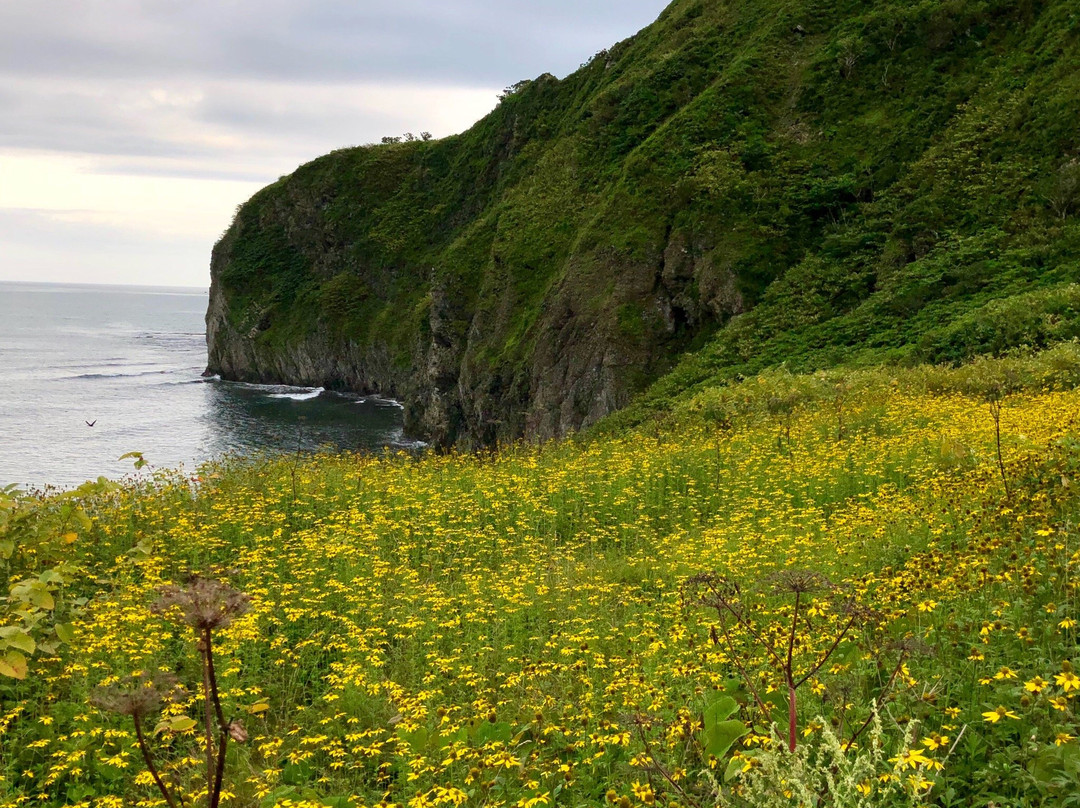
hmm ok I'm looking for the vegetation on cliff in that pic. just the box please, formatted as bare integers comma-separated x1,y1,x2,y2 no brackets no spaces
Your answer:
209,0,1080,446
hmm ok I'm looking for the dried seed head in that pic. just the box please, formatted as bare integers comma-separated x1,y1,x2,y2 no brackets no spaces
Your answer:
228,720,249,743
682,571,741,606
886,635,934,657
90,672,185,718
152,576,250,631
840,600,878,624
769,569,833,595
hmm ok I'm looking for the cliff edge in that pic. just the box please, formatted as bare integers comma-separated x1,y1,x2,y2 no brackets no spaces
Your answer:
208,0,1080,446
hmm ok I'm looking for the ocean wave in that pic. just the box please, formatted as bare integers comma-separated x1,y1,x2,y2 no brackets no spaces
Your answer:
214,379,326,400
356,395,405,410
161,374,219,386
268,387,325,401
72,369,170,380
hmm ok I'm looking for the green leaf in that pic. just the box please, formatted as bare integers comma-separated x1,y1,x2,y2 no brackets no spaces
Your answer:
260,787,299,807
54,623,76,644
281,760,314,786
118,452,147,469
0,540,13,559
0,627,35,655
702,719,749,760
474,721,513,745
168,716,198,732
28,586,55,611
763,690,790,734
704,694,740,730
395,726,429,754
0,651,28,679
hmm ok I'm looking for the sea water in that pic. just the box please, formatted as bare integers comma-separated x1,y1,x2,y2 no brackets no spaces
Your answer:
0,282,416,490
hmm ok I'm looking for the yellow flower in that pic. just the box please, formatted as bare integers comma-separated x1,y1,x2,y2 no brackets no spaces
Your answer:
993,667,1018,680
982,706,1019,723
1024,677,1048,693
1055,733,1076,746
891,748,930,770
917,600,937,613
921,733,949,751
1060,619,1077,630
631,782,654,805
1055,671,1080,692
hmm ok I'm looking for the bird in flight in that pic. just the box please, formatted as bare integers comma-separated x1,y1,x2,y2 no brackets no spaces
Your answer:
85,420,97,427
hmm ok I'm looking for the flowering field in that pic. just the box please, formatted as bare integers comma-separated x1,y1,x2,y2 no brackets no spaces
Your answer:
3,356,1080,807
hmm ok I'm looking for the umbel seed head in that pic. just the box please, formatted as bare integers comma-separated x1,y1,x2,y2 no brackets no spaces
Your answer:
152,576,250,631
90,672,185,718
769,569,833,595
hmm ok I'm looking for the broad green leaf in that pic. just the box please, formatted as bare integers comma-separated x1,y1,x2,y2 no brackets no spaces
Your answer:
704,694,739,730
702,719,749,759
54,623,76,644
0,627,35,655
0,651,28,679
474,721,513,745
28,587,55,611
725,751,757,783
168,716,197,732
396,725,429,754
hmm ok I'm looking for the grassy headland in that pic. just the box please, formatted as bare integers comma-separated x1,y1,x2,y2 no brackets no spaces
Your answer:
207,0,1080,447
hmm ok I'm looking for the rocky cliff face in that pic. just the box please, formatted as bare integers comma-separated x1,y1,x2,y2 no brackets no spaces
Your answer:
207,0,1080,446
206,208,740,446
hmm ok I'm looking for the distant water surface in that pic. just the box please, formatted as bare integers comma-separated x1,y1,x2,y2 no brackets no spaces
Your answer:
0,282,417,490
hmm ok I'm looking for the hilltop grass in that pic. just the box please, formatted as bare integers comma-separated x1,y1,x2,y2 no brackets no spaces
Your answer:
4,350,1080,806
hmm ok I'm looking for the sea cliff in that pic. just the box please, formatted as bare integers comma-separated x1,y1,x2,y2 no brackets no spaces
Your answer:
208,0,1080,446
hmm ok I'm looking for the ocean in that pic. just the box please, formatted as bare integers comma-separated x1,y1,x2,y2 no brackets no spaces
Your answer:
0,282,416,490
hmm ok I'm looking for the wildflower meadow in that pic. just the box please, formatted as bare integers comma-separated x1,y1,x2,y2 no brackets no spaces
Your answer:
4,351,1080,807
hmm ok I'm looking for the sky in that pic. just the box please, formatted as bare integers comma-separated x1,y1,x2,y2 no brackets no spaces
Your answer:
0,1,668,288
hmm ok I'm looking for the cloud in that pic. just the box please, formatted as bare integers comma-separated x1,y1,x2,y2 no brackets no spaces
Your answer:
0,0,669,285
0,1,666,84
0,75,499,170
0,208,211,287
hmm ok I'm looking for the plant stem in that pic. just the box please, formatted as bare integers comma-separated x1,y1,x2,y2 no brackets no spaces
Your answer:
635,723,702,808
787,676,797,753
848,654,907,747
202,627,229,808
200,637,215,803
209,726,228,808
133,712,180,808
204,628,226,729
991,402,1010,499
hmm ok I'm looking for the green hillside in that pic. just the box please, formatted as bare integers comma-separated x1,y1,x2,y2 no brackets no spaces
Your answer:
207,0,1080,446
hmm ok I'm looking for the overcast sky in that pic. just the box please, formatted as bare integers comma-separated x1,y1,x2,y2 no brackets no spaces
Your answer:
0,1,668,288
